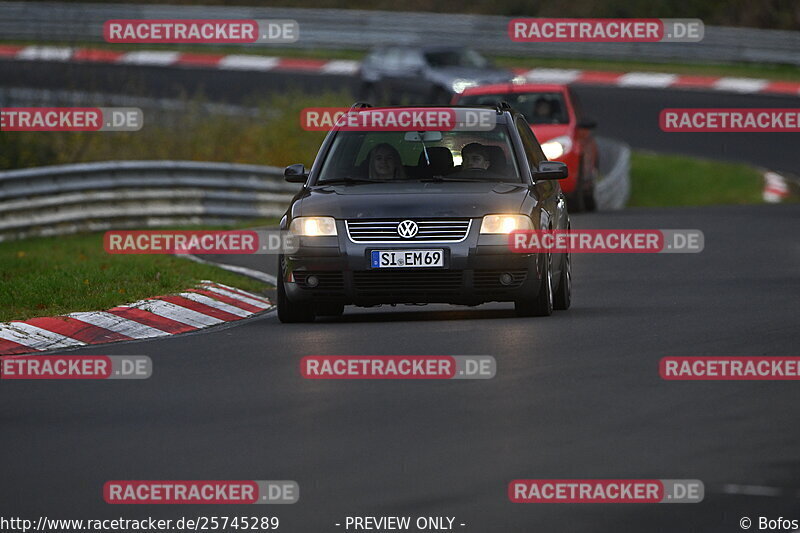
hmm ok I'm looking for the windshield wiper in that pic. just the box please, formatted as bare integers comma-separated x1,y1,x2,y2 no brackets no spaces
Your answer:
315,177,392,185
419,175,499,182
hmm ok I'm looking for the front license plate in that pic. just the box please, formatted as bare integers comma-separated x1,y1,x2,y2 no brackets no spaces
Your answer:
371,249,444,268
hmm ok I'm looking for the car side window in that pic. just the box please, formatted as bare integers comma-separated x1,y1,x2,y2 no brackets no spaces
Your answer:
515,117,545,170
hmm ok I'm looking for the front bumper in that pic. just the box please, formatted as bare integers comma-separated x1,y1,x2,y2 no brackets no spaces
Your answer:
281,221,543,306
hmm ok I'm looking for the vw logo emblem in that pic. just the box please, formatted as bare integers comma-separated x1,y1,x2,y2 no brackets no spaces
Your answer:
397,220,419,238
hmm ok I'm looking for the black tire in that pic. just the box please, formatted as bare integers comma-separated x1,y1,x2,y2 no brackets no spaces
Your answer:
567,186,586,213
553,249,571,311
582,165,598,212
515,253,553,317
277,275,315,323
583,187,597,212
316,303,345,317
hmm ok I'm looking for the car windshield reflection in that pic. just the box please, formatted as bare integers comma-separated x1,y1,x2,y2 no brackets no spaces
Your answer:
317,127,522,184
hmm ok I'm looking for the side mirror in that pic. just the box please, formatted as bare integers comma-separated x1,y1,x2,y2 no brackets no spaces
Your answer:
533,161,568,180
284,163,307,183
578,117,597,129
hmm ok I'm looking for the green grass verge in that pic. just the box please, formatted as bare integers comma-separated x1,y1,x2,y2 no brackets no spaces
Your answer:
0,231,273,323
628,151,763,207
0,91,351,170
6,39,800,82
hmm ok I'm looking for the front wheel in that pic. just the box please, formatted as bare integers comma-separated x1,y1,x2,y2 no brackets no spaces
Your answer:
515,253,553,317
567,188,586,213
582,164,598,212
277,275,315,323
553,249,571,310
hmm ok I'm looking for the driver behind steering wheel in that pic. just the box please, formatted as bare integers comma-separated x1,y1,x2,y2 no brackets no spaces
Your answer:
460,142,491,171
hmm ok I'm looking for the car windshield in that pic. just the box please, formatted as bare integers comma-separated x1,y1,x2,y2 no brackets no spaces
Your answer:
424,49,489,69
458,92,569,125
316,122,522,184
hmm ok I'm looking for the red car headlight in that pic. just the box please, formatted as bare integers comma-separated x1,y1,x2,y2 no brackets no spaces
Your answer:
541,135,573,160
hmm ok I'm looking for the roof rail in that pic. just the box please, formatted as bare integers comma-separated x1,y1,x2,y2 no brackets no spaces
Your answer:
495,100,513,114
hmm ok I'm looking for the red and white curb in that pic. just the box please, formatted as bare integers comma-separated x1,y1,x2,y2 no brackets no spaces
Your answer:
0,281,273,355
0,44,361,75
1,44,799,97
762,171,791,203
513,67,800,96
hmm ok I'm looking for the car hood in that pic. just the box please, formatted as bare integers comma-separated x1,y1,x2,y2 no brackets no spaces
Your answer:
531,124,571,143
296,181,529,219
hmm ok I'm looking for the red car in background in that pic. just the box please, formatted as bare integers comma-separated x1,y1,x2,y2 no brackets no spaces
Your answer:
454,83,599,211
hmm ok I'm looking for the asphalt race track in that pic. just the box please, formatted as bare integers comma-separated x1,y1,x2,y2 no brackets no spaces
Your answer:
2,204,798,531
2,59,799,174
1,56,799,531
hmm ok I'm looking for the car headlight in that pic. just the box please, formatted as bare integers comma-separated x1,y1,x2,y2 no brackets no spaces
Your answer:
451,79,478,93
541,135,573,160
290,216,337,236
480,214,533,234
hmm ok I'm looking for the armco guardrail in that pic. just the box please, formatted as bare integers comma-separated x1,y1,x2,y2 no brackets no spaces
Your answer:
0,87,266,120
0,2,798,66
0,142,630,242
594,137,631,211
0,161,297,242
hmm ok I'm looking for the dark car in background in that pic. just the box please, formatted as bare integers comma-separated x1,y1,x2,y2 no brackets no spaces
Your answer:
359,46,515,105
455,83,599,211
278,104,571,322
